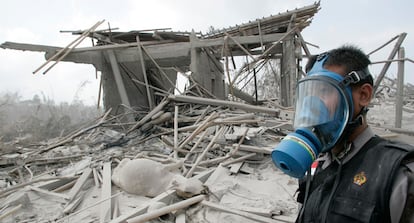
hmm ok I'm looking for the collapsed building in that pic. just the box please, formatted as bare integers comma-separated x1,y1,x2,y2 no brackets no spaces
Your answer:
1,2,414,223
1,3,320,113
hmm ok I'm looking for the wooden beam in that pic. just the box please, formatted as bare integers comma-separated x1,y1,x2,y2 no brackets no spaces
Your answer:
39,20,105,74
185,126,225,178
174,105,179,158
28,185,70,200
140,45,181,94
295,30,311,57
67,168,92,202
100,162,112,222
177,111,219,153
126,195,206,223
168,94,280,116
136,35,154,110
235,144,273,154
201,200,288,223
222,153,258,167
63,196,82,215
192,32,290,48
373,33,407,94
127,98,169,134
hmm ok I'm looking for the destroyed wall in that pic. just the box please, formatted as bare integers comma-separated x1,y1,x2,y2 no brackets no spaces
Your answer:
189,46,226,100
0,2,321,114
0,4,325,222
98,58,178,112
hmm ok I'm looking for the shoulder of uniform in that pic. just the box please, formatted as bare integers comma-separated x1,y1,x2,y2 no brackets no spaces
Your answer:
382,139,414,153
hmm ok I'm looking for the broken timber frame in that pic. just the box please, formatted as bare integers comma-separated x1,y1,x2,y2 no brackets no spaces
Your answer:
0,3,321,112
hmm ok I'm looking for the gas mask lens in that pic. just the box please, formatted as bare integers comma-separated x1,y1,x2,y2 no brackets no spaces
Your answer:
295,80,340,128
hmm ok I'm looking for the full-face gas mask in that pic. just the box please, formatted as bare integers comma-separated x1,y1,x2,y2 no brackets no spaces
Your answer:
271,53,371,178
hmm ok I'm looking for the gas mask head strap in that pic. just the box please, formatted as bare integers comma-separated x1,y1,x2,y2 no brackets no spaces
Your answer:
341,68,371,87
315,52,371,87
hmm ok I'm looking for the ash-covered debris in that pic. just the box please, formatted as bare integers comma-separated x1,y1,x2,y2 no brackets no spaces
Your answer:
0,95,299,223
2,84,414,222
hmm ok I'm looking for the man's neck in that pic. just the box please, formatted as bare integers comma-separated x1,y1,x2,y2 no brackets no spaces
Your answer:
331,122,368,155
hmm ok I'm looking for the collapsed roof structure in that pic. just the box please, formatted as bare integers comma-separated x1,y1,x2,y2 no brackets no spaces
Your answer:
2,2,414,223
1,2,320,114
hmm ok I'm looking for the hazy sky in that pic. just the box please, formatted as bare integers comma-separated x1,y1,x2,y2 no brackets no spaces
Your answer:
1,0,413,105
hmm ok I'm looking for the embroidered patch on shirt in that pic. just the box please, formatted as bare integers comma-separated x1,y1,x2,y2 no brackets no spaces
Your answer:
310,160,319,175
353,171,367,186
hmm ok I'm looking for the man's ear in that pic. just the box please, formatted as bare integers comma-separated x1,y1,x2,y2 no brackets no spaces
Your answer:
358,83,373,106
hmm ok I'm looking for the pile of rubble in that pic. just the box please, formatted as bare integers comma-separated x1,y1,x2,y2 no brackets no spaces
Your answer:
2,81,414,223
0,95,299,223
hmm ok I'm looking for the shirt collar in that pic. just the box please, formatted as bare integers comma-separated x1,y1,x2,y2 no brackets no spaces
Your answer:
318,126,375,168
339,126,375,164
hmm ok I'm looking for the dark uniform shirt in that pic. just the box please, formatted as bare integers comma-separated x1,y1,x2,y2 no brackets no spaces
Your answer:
298,126,414,223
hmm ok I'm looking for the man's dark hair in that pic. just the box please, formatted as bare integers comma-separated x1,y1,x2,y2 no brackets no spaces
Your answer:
306,45,373,86
326,45,373,86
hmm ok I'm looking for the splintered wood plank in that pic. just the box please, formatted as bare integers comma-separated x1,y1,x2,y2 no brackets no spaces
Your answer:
63,196,82,215
28,185,70,200
109,189,176,223
38,177,77,191
67,168,92,202
234,144,273,154
100,162,112,223
126,195,205,223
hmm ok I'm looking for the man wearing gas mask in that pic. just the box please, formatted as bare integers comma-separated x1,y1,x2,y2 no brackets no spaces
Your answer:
271,45,414,223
